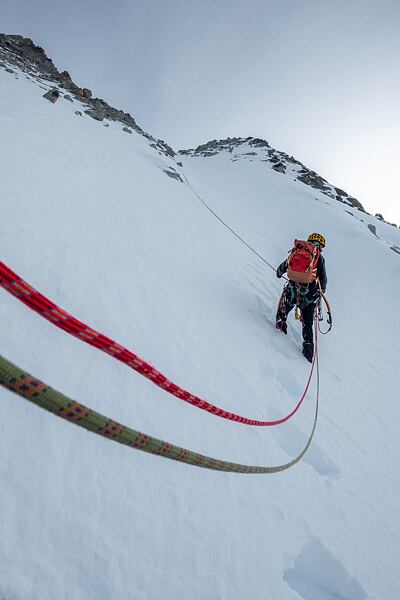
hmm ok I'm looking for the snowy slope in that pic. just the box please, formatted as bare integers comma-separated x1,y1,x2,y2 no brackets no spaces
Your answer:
1,56,400,600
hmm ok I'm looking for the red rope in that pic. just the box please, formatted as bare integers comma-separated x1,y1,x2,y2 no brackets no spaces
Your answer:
0,260,315,426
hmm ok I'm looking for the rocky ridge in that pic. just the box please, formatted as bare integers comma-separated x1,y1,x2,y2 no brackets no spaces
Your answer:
180,139,398,228
180,137,369,213
0,34,175,159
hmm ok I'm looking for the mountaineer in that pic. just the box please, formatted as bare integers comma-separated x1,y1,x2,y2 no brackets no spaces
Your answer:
275,233,327,362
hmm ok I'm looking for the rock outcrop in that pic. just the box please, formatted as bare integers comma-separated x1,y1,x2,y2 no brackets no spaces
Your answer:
179,137,368,212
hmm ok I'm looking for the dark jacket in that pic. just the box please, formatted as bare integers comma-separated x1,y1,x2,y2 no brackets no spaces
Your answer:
277,254,327,293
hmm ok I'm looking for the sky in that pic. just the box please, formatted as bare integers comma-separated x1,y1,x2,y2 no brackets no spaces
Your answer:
1,0,399,224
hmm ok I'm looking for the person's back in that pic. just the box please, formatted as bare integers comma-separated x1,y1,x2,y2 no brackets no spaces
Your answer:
275,233,327,362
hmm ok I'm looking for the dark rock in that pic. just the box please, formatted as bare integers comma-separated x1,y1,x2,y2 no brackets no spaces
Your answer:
59,70,72,81
347,197,365,211
390,245,400,255
85,108,105,121
123,127,132,134
157,139,175,156
334,186,348,197
0,34,59,77
164,169,183,182
63,94,73,102
249,137,270,148
59,79,81,93
367,224,379,238
297,172,329,191
81,88,92,99
43,88,60,103
5,67,14,73
272,162,286,174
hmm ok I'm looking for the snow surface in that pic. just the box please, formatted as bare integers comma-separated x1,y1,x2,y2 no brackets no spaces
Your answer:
1,64,400,600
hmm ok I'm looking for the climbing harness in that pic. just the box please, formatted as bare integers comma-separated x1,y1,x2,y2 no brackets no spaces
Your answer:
0,327,319,473
0,260,316,427
277,279,333,334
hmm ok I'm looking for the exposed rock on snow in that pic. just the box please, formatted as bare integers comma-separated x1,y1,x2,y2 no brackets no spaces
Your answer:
85,108,105,121
164,167,183,182
272,161,286,173
178,136,372,216
42,88,60,103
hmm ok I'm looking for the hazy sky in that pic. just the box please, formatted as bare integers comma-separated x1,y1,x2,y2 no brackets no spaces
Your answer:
2,0,400,223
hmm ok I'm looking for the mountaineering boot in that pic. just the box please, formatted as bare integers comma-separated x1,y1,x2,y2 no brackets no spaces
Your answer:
302,342,314,363
276,318,287,334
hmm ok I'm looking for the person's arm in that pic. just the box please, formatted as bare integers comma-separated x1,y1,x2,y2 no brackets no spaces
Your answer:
318,255,327,292
276,259,288,278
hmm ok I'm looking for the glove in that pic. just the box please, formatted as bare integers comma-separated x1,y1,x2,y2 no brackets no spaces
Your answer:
276,271,282,278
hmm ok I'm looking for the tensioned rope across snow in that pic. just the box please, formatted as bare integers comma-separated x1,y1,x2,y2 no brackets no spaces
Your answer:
0,260,315,426
180,171,280,274
180,170,333,330
0,335,319,473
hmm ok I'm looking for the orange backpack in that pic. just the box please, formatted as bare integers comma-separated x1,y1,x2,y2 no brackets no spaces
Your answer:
287,240,320,284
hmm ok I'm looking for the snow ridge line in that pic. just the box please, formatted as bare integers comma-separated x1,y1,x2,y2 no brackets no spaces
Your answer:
0,260,313,426
0,351,319,473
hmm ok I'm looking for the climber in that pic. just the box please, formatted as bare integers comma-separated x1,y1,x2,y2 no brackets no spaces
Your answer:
275,233,327,362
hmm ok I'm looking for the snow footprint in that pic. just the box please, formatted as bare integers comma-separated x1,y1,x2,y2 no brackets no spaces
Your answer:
271,367,340,478
283,539,367,600
273,415,340,478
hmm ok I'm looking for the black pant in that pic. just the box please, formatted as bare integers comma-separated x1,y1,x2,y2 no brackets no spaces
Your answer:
276,283,317,345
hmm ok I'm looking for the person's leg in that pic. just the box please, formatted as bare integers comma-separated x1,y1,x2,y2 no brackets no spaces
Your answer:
276,285,295,333
300,303,315,361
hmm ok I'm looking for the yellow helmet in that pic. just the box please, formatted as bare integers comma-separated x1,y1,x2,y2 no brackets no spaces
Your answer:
308,232,326,247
